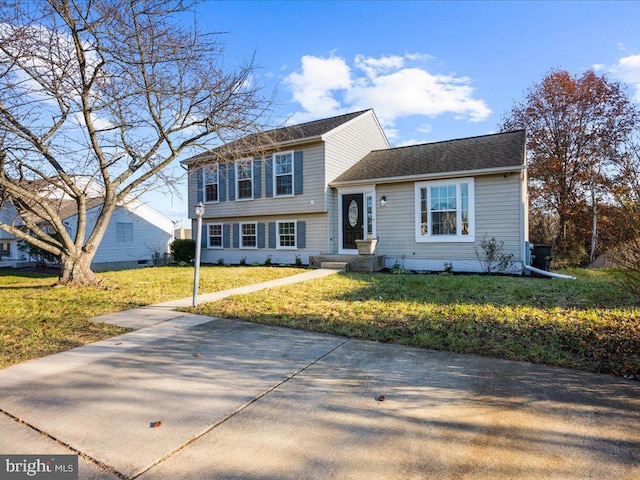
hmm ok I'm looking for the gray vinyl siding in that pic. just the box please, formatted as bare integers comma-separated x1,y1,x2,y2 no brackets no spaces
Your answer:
196,212,327,265
187,142,327,220
375,173,524,268
324,110,389,185
323,111,388,254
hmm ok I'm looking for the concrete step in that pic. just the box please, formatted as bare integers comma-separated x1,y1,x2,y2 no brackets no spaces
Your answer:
320,261,349,270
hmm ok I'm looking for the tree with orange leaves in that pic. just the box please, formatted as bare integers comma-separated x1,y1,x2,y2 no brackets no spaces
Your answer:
501,69,638,265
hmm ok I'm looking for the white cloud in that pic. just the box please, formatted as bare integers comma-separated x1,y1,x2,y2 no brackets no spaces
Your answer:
284,53,491,129
610,54,640,102
285,55,352,121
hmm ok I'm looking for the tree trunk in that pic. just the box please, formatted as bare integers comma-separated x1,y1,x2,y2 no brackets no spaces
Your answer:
590,194,598,264
58,250,98,286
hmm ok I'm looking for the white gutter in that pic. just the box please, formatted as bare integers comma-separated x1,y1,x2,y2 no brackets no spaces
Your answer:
524,265,576,280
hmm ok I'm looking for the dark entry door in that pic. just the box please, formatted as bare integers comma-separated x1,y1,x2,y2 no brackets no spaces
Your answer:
342,193,364,250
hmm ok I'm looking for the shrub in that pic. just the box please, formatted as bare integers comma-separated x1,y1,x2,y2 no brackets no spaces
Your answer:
264,254,272,266
475,235,513,273
216,257,225,266
170,239,196,264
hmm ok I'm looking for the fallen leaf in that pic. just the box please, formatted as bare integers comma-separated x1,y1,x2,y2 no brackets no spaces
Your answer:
378,395,385,402
193,352,201,357
150,421,162,428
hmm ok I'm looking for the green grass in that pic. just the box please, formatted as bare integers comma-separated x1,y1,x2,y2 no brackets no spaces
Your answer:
0,266,301,368
192,269,640,377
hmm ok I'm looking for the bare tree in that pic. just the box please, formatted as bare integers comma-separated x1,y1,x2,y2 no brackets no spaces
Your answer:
0,0,270,285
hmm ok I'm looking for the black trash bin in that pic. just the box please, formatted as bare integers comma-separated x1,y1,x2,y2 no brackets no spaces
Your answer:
532,244,552,271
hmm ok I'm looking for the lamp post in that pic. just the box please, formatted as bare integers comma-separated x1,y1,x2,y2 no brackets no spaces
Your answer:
192,202,205,307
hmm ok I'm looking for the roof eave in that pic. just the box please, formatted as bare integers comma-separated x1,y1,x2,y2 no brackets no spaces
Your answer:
330,164,526,188
180,135,324,166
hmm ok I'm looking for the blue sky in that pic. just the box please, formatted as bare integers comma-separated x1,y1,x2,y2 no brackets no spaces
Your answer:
160,0,640,225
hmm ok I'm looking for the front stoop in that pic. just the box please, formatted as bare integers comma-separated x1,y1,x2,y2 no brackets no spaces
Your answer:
310,255,386,272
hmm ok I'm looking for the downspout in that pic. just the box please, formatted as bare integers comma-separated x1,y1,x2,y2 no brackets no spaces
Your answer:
524,264,576,280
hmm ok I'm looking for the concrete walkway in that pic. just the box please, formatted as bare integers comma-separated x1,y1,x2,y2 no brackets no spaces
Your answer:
1,269,639,479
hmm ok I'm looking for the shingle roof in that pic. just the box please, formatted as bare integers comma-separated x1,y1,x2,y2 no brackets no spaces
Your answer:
185,109,372,164
332,130,526,184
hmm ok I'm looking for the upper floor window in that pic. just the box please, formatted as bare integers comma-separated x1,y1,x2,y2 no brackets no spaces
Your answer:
204,164,219,203
116,222,133,244
274,151,293,196
415,178,474,242
236,159,253,200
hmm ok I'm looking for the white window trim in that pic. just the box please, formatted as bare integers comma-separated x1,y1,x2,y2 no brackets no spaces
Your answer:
273,151,294,198
203,164,219,204
235,158,254,201
239,221,258,249
206,223,223,249
414,177,475,243
276,220,297,250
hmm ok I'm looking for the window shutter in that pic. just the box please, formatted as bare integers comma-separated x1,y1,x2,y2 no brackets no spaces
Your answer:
253,158,262,198
258,222,265,248
268,222,276,248
201,224,207,249
228,163,236,201
196,167,204,203
223,224,230,248
232,223,239,248
265,157,273,197
294,151,303,195
219,164,227,202
297,221,306,248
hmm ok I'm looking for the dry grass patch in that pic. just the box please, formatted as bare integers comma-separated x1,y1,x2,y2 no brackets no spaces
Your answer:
193,269,640,377
0,266,301,368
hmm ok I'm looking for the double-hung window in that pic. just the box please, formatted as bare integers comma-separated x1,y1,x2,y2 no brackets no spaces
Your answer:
274,151,293,196
240,222,257,248
207,223,223,248
116,222,133,244
204,164,219,203
415,178,474,242
236,159,253,200
276,221,296,249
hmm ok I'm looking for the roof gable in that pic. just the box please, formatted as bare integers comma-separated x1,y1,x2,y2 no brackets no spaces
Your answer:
332,130,526,184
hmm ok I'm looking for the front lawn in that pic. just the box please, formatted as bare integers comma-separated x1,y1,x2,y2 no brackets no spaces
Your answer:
0,266,301,368
192,269,640,377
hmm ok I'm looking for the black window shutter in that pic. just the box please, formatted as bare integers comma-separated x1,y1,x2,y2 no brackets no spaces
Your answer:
219,164,226,202
297,221,306,248
268,222,276,248
228,163,236,201
201,224,207,249
253,158,262,198
196,168,204,203
265,157,273,197
223,224,230,248
294,151,303,195
232,223,239,248
257,223,265,248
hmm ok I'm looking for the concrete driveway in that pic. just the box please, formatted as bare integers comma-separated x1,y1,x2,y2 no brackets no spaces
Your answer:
1,314,639,479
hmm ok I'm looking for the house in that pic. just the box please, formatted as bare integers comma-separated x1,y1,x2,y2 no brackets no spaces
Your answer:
0,188,175,271
185,109,528,273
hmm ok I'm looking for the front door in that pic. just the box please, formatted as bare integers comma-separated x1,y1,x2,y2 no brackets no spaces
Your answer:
342,193,364,250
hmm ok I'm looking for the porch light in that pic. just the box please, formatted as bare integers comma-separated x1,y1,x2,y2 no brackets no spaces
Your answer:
380,196,387,207
192,202,206,307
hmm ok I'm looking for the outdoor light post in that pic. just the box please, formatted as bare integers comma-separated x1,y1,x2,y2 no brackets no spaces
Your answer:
192,202,205,307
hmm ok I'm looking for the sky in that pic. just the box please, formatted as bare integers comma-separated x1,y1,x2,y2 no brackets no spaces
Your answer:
155,0,640,227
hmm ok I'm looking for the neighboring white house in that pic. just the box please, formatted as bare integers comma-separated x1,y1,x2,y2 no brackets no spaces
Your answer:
0,191,174,272
183,109,529,273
